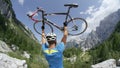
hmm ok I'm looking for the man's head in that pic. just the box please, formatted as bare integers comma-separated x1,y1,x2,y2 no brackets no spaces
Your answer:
46,33,57,45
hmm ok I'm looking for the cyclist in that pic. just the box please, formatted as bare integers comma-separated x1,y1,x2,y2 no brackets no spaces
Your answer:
41,23,68,68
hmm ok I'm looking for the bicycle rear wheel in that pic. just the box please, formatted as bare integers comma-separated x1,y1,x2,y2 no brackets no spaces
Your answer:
33,21,53,35
67,18,88,36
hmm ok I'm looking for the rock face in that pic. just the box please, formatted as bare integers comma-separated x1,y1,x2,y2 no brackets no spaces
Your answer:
91,59,116,68
81,9,120,50
66,36,85,48
96,9,120,42
0,40,12,52
0,53,27,68
0,0,38,42
81,31,101,50
0,41,28,68
0,0,13,18
66,40,79,48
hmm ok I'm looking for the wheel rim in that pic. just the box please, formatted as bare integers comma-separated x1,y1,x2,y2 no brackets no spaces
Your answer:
67,18,88,36
33,22,54,35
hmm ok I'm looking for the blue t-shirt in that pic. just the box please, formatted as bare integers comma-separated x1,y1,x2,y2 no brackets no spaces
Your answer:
42,42,65,68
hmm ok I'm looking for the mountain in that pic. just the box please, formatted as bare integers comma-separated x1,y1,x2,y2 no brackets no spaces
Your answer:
66,9,120,50
0,0,48,68
0,0,37,42
74,9,120,50
0,0,40,50
66,34,87,49
89,20,120,67
66,37,83,48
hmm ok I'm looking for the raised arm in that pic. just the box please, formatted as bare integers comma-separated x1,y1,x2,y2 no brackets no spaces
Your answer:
41,26,46,44
61,25,68,45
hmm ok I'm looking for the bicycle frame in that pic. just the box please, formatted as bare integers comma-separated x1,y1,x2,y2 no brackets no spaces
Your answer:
31,7,73,31
28,4,88,36
43,13,72,31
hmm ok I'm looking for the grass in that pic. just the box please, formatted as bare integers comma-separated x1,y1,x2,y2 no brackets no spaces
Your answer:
7,51,48,68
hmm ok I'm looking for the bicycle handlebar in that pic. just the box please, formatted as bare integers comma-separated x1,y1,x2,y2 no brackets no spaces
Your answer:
27,7,44,23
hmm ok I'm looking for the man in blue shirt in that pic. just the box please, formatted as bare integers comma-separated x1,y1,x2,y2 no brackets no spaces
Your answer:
41,23,68,68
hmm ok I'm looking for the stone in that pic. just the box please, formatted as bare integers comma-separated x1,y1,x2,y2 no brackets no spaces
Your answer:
0,40,12,53
91,59,116,68
22,51,30,59
117,59,120,66
10,44,19,51
0,53,27,68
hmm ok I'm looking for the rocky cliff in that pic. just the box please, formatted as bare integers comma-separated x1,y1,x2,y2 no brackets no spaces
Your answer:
0,0,37,41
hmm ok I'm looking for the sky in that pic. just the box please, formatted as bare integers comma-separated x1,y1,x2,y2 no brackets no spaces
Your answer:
11,0,120,42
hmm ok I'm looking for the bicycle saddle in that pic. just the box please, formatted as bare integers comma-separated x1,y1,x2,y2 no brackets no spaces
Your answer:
64,3,78,8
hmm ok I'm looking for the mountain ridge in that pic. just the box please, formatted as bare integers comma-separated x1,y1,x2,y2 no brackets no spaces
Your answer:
0,0,38,42
66,9,120,50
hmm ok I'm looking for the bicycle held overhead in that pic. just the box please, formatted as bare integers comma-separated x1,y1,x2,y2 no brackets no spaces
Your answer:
27,3,88,36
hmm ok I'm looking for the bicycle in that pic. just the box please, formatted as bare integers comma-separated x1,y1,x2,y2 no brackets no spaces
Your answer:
27,3,88,36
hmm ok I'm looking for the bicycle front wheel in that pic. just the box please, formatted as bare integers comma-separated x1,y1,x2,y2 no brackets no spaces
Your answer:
67,18,88,36
33,21,53,35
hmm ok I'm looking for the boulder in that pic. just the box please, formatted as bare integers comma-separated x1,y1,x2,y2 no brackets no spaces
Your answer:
91,59,116,68
117,59,120,66
22,51,30,59
10,44,19,51
0,53,27,68
0,40,12,53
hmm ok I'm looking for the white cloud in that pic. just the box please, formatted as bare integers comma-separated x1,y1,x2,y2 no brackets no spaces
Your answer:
18,0,24,5
80,6,98,15
81,0,120,33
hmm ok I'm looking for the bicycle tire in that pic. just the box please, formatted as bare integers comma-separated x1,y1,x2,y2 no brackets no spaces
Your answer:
67,18,88,36
33,21,54,35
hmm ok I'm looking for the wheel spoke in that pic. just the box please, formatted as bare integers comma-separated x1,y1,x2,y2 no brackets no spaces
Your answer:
67,18,87,36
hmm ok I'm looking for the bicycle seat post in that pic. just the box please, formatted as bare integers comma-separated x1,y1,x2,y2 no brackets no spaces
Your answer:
64,3,78,23
64,3,78,15
64,6,71,23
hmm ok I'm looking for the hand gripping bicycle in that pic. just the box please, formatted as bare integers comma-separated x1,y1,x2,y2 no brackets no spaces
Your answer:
27,3,88,36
